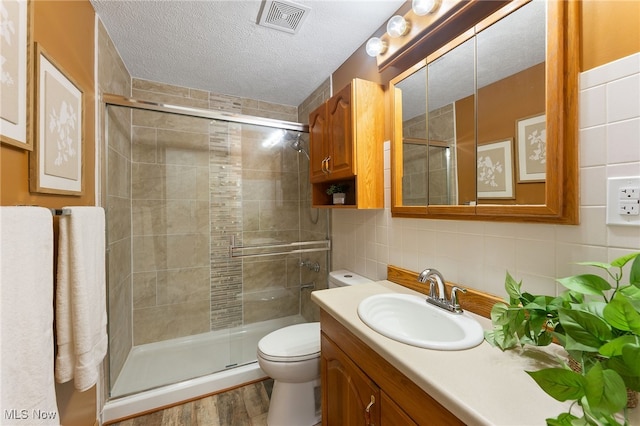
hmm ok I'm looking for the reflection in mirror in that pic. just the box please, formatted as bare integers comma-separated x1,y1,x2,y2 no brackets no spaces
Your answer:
476,0,546,205
397,66,428,206
427,38,475,206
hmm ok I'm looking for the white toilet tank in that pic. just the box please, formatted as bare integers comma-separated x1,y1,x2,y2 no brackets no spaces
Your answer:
328,270,373,288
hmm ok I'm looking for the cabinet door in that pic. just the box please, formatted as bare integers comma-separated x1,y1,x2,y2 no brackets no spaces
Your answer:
322,334,380,426
326,83,355,179
309,103,328,183
381,391,417,426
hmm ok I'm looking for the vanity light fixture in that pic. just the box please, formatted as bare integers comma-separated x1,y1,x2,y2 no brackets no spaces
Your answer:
365,37,387,57
386,15,410,38
412,0,439,16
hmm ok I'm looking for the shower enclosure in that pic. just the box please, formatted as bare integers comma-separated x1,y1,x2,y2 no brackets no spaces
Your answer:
103,95,328,400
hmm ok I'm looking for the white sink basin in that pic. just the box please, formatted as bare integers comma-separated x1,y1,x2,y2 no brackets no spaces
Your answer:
357,293,484,350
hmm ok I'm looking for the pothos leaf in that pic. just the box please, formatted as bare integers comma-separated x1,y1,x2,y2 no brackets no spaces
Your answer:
545,412,578,426
584,362,627,415
603,292,640,334
556,274,611,297
630,254,640,287
559,308,612,349
526,368,586,401
598,335,640,357
505,271,522,303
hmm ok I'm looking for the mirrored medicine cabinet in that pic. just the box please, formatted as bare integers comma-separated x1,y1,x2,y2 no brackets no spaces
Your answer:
390,0,579,223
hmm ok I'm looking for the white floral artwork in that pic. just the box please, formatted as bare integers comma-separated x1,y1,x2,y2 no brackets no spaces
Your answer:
0,0,29,148
477,139,513,199
0,3,16,87
33,45,83,195
48,100,77,167
517,114,546,182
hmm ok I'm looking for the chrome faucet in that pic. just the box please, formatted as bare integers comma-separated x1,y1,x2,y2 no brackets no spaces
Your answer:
417,268,466,314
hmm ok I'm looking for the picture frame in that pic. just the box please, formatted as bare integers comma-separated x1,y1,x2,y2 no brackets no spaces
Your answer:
0,0,33,150
516,113,546,182
30,43,83,195
477,139,514,199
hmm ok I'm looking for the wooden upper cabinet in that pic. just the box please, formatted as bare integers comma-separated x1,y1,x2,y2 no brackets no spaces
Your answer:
326,84,354,180
309,78,384,209
309,104,328,182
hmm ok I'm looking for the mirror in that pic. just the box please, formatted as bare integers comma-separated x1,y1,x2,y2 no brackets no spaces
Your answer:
390,0,579,223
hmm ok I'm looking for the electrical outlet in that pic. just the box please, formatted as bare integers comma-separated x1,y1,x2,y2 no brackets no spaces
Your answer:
607,176,640,226
619,200,640,215
619,187,640,200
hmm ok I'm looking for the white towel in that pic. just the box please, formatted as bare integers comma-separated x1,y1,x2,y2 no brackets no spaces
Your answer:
55,206,107,392
0,207,60,425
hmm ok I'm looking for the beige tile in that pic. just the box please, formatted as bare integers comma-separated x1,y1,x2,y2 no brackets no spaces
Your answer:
242,259,288,292
156,129,209,167
165,233,210,269
108,237,132,294
259,200,301,231
156,267,210,305
133,78,190,98
108,148,131,198
106,105,132,159
132,109,210,133
243,289,299,323
133,300,210,344
132,163,198,200
132,126,157,163
133,272,157,309
107,194,132,244
132,235,168,273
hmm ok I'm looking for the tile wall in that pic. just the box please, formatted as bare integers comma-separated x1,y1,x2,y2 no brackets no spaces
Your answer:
98,21,133,386
332,53,640,299
125,77,328,342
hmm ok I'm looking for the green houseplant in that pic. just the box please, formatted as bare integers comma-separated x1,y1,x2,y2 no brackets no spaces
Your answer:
326,183,348,205
485,252,640,425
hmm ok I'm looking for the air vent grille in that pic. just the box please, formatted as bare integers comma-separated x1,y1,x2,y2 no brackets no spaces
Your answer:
258,0,310,34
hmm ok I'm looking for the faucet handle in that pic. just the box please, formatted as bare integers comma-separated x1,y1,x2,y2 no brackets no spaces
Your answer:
449,286,467,312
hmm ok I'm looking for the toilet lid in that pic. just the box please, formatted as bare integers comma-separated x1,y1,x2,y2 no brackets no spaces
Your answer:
258,322,320,362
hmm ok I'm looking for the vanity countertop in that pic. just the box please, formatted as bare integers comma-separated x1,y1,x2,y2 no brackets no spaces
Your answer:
312,280,580,426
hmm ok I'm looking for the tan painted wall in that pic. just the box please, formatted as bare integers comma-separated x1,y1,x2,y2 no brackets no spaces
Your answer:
1,0,95,207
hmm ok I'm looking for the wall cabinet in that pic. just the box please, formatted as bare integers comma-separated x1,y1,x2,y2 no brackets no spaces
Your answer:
320,310,463,425
309,78,384,209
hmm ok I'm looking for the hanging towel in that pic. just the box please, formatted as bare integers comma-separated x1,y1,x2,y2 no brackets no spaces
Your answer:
55,206,107,392
0,207,60,425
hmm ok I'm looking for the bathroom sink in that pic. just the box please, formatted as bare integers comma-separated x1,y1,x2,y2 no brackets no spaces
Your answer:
357,293,484,350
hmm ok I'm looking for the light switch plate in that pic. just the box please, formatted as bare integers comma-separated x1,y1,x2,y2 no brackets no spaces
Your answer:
607,176,640,226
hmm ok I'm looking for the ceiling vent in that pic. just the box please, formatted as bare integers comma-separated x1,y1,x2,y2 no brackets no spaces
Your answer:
257,0,310,34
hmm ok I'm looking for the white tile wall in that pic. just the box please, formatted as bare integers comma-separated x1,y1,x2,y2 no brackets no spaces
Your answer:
332,53,640,299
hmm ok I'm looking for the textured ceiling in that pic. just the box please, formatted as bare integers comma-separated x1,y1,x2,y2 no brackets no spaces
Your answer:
91,0,406,107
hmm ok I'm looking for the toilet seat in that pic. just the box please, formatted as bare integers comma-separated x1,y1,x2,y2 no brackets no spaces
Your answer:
258,322,320,362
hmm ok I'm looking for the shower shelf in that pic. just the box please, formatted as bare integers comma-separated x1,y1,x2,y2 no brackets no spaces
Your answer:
229,239,331,259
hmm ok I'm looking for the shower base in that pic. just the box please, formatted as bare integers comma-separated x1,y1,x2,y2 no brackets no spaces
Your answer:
104,315,305,422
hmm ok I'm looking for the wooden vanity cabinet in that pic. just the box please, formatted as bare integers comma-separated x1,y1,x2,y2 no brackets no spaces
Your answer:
320,310,464,425
309,78,384,209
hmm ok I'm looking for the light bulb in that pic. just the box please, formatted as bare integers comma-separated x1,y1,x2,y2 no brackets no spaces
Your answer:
365,37,387,57
386,15,409,38
412,0,438,16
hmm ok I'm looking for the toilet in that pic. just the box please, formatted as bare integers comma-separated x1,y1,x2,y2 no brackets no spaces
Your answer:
257,270,373,426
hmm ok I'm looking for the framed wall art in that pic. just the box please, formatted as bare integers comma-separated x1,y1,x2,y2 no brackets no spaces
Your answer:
30,43,83,195
0,0,32,150
477,139,514,199
516,113,546,182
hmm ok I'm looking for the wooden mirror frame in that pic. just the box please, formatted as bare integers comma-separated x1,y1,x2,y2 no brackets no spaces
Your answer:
390,0,579,224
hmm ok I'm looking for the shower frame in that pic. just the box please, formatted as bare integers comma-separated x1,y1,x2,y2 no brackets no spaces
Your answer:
102,93,328,399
